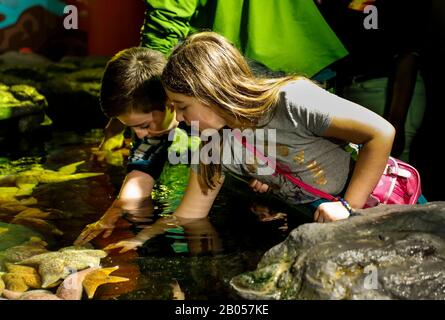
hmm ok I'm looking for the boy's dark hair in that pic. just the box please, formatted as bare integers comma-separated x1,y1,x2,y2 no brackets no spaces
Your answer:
100,47,167,118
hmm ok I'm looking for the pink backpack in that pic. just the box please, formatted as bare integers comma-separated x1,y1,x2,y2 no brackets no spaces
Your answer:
364,157,422,207
234,132,422,208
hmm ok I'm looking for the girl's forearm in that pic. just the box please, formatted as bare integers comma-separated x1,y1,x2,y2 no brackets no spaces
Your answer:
132,215,202,243
343,133,394,209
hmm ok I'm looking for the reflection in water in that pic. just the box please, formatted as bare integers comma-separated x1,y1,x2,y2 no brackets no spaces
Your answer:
0,129,296,300
131,215,224,256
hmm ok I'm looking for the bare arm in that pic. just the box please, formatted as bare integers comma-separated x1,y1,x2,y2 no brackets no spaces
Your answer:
104,169,225,252
136,169,224,237
323,101,395,210
174,170,225,218
289,80,395,213
118,170,155,202
74,170,155,245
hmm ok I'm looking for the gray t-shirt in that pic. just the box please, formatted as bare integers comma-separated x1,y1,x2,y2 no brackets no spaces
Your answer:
220,80,351,205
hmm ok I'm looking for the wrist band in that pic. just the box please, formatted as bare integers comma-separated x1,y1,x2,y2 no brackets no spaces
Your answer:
335,197,354,214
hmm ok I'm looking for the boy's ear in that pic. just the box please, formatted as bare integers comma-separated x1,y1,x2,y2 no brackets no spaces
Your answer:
167,102,175,113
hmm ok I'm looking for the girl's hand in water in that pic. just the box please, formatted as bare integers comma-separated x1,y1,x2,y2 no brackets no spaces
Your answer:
313,201,351,223
103,237,144,253
74,206,122,246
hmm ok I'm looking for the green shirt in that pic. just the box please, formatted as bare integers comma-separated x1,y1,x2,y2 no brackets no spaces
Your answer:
140,0,348,77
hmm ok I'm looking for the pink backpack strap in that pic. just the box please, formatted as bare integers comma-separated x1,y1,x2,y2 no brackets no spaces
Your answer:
233,131,336,201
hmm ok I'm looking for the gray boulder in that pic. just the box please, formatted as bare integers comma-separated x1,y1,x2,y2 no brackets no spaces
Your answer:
230,202,445,300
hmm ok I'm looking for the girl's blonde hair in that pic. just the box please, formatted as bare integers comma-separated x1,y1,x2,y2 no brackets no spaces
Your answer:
161,31,303,193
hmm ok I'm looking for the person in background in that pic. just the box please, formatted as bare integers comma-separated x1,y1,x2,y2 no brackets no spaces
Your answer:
316,0,429,161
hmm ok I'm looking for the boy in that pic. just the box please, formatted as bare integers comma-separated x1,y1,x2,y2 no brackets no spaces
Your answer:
74,47,187,246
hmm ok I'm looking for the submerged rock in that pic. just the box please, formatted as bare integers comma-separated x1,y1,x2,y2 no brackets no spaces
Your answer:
0,237,48,270
0,160,103,199
0,222,42,253
230,202,445,300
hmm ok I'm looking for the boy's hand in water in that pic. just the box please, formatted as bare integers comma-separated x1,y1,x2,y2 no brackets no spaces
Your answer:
74,205,123,246
313,201,350,223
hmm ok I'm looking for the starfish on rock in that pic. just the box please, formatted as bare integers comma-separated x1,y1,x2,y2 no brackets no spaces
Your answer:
17,247,107,288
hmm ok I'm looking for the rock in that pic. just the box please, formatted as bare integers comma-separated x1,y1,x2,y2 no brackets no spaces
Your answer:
0,54,108,130
43,68,106,129
9,85,47,106
0,160,103,202
0,237,48,270
0,51,51,69
230,202,445,300
60,56,109,69
0,222,42,253
0,66,47,89
0,83,49,134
